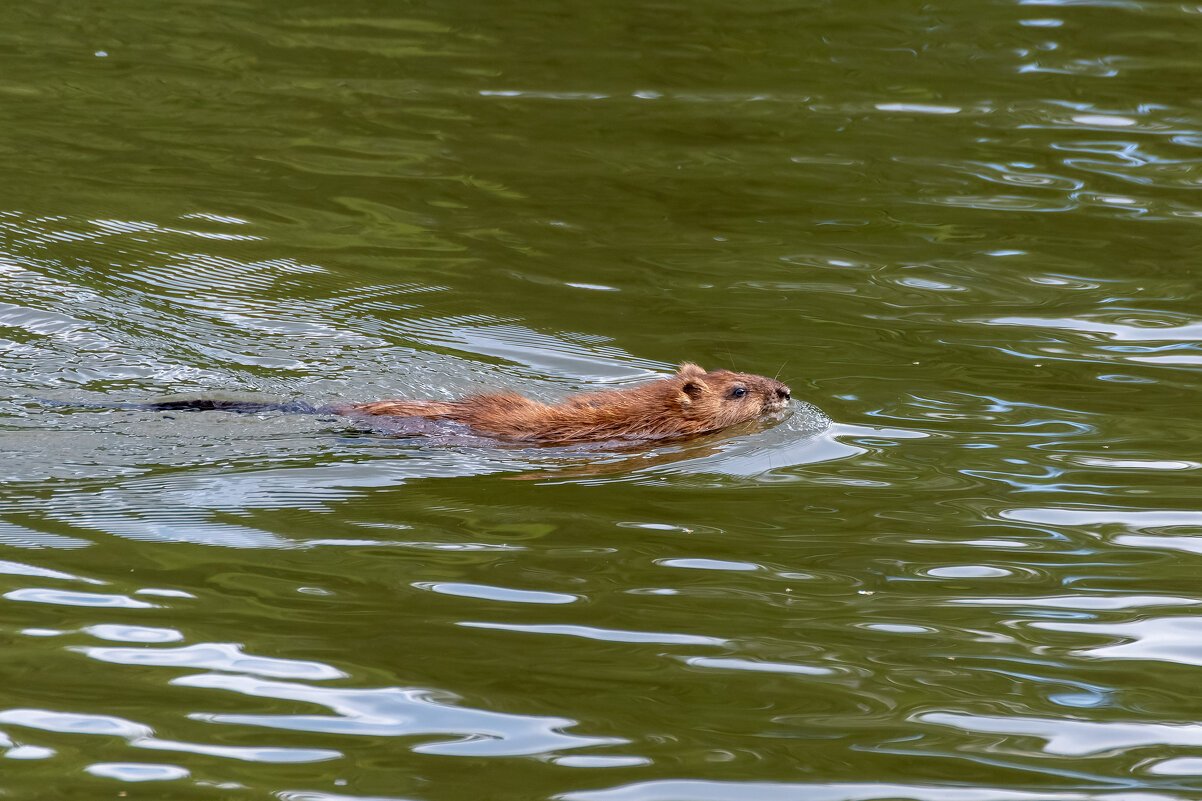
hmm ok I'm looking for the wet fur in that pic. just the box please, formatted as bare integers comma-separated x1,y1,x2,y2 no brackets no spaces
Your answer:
334,363,791,444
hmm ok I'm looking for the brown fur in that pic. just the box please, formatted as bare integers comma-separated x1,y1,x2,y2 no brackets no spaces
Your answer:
334,363,791,445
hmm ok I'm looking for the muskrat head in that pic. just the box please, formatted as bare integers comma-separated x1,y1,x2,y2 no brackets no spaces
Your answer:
673,363,791,430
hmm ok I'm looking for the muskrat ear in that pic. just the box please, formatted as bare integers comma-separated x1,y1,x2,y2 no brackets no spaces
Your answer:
677,362,706,379
680,375,708,399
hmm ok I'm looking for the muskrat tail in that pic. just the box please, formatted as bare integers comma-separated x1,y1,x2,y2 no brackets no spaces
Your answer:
38,398,322,415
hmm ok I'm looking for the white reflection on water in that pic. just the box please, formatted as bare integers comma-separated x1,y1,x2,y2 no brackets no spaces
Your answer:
952,595,1198,610
5,587,156,608
1064,456,1198,470
680,656,835,677
558,779,1165,801
179,674,624,758
1003,508,1202,528
459,621,727,647
1032,616,1202,667
84,762,190,782
83,623,184,643
920,710,1202,757
984,316,1202,341
75,642,348,680
0,558,102,583
1002,507,1202,555
0,708,339,764
1148,757,1202,775
417,581,578,604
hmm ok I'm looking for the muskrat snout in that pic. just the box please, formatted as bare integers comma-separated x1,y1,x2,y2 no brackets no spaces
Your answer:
749,379,791,415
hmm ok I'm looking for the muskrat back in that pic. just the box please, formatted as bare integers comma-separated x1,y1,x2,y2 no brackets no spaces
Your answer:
340,363,791,444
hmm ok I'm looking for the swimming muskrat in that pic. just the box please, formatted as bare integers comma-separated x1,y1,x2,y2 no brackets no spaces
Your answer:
50,364,792,446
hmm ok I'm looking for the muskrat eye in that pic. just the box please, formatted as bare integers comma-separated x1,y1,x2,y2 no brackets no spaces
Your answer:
730,387,746,399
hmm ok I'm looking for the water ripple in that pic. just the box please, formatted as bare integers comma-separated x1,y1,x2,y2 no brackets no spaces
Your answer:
5,588,156,609
1032,616,1202,666
557,781,1168,801
75,642,348,679
180,674,622,758
460,622,728,647
0,708,339,764
920,711,1202,757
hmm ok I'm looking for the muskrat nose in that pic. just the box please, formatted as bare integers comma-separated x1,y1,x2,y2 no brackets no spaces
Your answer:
776,387,790,401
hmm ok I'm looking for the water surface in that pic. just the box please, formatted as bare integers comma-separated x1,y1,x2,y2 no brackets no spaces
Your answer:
2,0,1202,799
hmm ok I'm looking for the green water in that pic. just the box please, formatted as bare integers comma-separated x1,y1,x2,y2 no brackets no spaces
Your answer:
3,1,1202,799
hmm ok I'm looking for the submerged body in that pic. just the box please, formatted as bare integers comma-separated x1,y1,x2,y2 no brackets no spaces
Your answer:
52,364,791,446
